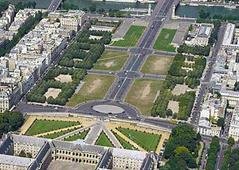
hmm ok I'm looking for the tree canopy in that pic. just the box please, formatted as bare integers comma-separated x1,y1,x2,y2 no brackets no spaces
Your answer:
0,111,24,136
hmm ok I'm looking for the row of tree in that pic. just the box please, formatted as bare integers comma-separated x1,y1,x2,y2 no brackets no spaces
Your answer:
205,136,220,170
177,91,196,120
221,137,236,170
59,29,110,69
160,124,201,170
27,68,86,105
0,111,24,137
177,44,210,56
152,54,205,119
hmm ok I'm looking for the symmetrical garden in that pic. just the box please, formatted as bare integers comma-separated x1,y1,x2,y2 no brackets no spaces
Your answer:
22,116,169,153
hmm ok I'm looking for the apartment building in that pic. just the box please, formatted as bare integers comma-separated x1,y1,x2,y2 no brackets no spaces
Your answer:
0,10,86,112
197,94,226,137
229,104,239,141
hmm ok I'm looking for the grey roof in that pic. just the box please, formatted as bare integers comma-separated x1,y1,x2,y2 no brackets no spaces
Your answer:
52,140,106,155
112,148,146,160
96,149,112,169
11,134,47,147
0,136,13,154
0,154,35,167
140,154,152,170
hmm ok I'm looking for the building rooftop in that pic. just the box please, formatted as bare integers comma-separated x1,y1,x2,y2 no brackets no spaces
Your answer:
112,148,146,160
0,154,35,167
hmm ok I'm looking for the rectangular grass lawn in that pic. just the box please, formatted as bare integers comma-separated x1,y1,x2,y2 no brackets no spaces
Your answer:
67,74,115,107
141,55,174,75
112,25,145,47
25,119,80,136
95,132,113,147
94,50,129,71
153,28,176,52
117,127,161,152
125,79,163,116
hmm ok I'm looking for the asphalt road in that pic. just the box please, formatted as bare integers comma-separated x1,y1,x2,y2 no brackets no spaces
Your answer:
106,0,175,101
48,0,62,11
190,23,226,126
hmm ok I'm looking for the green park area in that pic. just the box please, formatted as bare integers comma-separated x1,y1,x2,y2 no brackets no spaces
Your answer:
67,74,115,107
141,55,174,75
111,25,145,47
153,28,176,52
25,120,80,136
95,132,113,147
125,79,163,115
94,50,129,71
117,127,161,152
112,131,136,150
64,129,89,141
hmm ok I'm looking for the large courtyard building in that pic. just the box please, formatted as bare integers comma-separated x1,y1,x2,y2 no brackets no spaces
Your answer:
184,23,213,46
0,134,159,170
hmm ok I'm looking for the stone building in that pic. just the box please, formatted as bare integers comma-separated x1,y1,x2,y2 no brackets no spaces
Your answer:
0,134,159,170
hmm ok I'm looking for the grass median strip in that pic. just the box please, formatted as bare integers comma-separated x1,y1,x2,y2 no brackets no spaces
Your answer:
153,28,176,52
117,127,161,152
25,119,80,136
95,132,113,147
111,25,145,47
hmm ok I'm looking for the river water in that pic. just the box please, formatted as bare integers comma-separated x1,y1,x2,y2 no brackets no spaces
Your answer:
175,4,239,18
7,0,239,18
7,0,151,10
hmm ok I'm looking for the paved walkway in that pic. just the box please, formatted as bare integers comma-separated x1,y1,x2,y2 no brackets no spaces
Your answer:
85,122,103,145
20,116,36,135
112,19,132,40
103,126,122,148
55,126,91,141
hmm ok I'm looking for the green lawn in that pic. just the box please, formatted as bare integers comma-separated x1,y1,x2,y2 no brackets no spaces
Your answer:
153,28,177,52
25,120,80,136
41,127,78,139
95,132,113,147
117,127,161,152
67,74,115,107
64,129,89,141
125,79,163,116
141,55,174,75
112,131,137,150
112,25,145,47
94,50,129,71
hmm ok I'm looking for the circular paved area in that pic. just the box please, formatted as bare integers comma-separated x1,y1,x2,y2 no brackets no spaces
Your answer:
92,104,124,114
